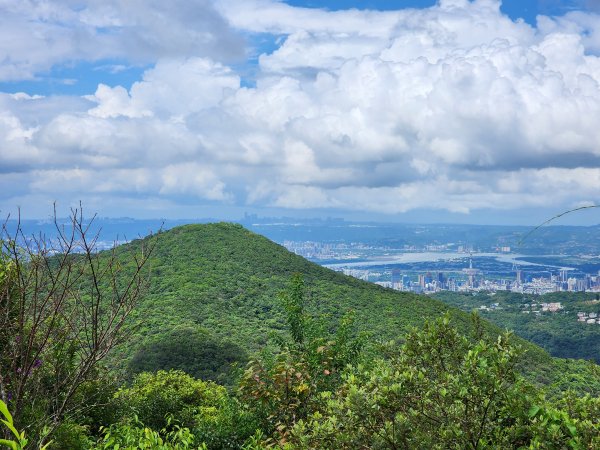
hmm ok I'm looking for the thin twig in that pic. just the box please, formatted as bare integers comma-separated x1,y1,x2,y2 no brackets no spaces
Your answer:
518,204,600,246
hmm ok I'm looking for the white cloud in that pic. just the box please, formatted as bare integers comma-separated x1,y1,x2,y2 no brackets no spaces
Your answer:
89,58,240,119
160,163,231,201
3,0,600,219
0,0,244,81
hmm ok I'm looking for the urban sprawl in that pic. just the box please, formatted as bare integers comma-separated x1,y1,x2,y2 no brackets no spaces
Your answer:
282,240,600,295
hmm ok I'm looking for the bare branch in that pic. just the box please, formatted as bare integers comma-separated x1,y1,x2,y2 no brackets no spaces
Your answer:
0,206,156,444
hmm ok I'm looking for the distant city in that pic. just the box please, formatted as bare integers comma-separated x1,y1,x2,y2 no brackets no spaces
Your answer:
281,240,600,295
7,216,600,296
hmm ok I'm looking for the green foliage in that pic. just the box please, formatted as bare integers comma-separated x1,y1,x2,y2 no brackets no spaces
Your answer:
8,222,600,449
289,317,600,449
114,370,226,431
542,391,600,447
128,327,247,387
239,274,365,444
112,223,483,369
434,290,600,363
0,399,52,450
93,416,198,450
525,404,582,449
64,373,121,436
112,370,257,449
0,212,152,446
281,275,307,347
0,399,28,450
190,395,258,450
48,422,92,450
107,223,596,395
434,290,600,393
290,316,530,448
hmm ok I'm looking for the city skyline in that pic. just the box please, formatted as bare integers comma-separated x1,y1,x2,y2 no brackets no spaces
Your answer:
282,234,600,294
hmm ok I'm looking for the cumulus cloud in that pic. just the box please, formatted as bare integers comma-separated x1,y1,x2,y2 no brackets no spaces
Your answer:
2,0,600,219
0,0,244,81
88,58,240,119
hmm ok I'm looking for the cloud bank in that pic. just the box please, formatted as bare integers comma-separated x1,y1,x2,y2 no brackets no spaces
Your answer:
2,0,600,220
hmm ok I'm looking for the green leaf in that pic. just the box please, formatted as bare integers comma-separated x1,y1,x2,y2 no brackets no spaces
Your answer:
528,405,541,418
0,438,18,450
0,418,22,442
0,400,13,424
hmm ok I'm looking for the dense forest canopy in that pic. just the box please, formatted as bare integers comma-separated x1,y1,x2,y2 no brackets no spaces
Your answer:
3,220,600,448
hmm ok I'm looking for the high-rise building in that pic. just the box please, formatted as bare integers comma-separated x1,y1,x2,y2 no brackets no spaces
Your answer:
424,272,433,285
391,269,402,290
437,272,446,289
463,258,479,288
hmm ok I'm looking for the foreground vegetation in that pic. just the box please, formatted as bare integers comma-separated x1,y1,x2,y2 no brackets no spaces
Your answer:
3,219,600,448
4,289,600,448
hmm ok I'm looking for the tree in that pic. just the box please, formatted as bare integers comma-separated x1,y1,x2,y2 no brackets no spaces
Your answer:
238,274,365,444
0,206,155,445
290,317,534,449
288,316,600,449
112,370,258,450
128,327,247,387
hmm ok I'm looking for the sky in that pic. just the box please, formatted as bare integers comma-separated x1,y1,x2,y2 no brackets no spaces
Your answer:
2,0,600,225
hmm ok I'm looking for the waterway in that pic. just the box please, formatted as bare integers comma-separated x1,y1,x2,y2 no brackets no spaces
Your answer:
324,252,574,270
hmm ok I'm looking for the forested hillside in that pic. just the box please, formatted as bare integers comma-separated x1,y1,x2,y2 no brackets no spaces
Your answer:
4,222,600,449
115,223,438,344
112,223,596,392
122,222,471,358
114,222,490,385
434,290,600,363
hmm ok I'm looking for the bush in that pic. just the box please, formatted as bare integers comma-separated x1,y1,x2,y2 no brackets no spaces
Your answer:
49,422,93,450
113,370,258,449
289,317,600,449
114,370,226,431
93,416,197,450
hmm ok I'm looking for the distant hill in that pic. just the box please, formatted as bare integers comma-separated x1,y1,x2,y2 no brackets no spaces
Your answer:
111,223,600,393
10,217,600,255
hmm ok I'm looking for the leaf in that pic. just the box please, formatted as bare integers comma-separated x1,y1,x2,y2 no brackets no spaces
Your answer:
0,439,17,450
0,401,13,424
0,418,22,442
40,441,54,450
528,405,541,418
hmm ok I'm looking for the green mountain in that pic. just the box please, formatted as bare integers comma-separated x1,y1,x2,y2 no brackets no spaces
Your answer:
114,223,599,393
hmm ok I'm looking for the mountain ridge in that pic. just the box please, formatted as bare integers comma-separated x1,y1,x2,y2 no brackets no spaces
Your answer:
113,222,600,394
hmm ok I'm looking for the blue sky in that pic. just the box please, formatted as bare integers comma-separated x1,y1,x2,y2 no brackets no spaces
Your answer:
1,0,600,225
0,0,588,96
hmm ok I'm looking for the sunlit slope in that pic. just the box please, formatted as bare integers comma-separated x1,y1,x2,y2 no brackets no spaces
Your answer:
114,223,599,393
123,223,479,345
